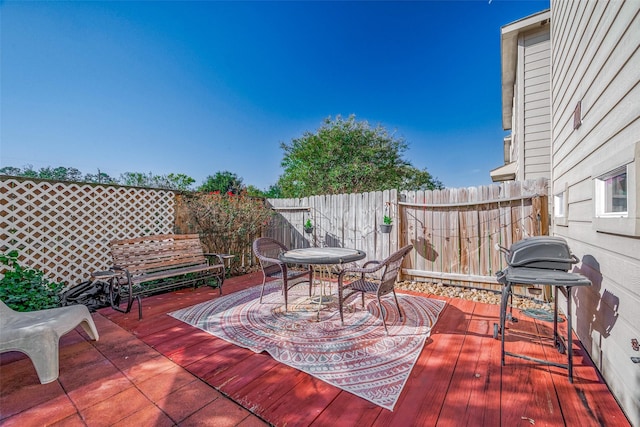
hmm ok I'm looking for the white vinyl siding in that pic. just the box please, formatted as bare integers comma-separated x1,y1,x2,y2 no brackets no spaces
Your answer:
522,28,551,181
551,0,640,424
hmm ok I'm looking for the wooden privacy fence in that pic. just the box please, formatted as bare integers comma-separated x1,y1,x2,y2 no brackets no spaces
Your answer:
0,176,175,285
266,178,548,293
401,178,548,292
265,189,398,263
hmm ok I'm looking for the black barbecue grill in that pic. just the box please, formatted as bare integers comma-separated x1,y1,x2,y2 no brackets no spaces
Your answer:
494,236,591,382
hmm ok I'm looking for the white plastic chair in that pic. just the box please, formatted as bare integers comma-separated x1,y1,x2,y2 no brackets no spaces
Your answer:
0,300,99,384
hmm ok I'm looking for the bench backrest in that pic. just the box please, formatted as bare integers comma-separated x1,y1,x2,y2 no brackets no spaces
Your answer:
109,234,206,275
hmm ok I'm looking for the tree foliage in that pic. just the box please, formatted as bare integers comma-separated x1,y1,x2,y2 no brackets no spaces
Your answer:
84,171,118,184
119,172,195,191
1,165,250,194
277,115,442,197
0,165,194,190
1,165,88,182
0,166,22,176
198,171,244,194
1,165,116,186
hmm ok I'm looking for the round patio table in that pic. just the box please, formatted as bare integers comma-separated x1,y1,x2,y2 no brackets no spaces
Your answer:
279,247,366,265
279,247,366,320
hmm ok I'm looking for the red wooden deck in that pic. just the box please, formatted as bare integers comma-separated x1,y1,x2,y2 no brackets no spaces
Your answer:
0,272,630,426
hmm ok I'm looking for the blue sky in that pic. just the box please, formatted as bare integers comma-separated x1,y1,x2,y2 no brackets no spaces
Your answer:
1,0,549,191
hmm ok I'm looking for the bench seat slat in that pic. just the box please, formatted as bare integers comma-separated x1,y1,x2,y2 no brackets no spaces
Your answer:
114,256,208,272
130,263,223,284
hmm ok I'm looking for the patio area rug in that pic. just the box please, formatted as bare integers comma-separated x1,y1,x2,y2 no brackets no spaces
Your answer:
169,282,445,411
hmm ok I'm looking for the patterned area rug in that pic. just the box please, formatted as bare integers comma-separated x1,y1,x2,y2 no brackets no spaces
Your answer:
169,282,445,411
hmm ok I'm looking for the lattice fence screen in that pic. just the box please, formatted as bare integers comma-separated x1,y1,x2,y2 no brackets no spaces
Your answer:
0,177,174,285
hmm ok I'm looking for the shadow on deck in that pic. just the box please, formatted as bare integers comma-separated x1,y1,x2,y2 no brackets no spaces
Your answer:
0,272,630,426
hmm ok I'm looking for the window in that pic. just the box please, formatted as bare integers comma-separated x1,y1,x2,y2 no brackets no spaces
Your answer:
554,192,565,217
595,167,627,217
592,141,638,236
553,183,568,227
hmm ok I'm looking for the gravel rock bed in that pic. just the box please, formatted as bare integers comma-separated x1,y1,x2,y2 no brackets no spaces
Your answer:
397,281,552,311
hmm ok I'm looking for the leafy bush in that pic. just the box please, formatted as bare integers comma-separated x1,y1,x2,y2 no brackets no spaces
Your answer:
184,191,273,273
0,250,65,311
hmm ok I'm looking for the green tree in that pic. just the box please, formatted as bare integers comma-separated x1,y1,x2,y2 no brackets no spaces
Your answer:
37,166,84,181
151,173,195,191
84,170,118,184
0,166,22,176
119,171,152,187
119,171,196,190
244,183,283,198
20,165,39,178
277,115,442,197
245,185,265,198
263,183,283,199
166,173,195,191
1,165,195,190
199,171,244,194
0,165,84,181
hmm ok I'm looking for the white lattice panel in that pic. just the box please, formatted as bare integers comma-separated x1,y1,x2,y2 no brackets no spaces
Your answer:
0,178,175,285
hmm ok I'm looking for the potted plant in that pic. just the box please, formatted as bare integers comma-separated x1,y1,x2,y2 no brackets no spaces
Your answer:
304,219,314,234
380,215,393,233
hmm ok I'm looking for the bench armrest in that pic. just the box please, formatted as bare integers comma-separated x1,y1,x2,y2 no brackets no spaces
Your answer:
203,253,227,266
110,265,128,274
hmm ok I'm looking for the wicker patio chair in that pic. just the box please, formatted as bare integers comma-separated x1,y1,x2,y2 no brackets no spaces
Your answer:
337,245,414,334
252,237,313,311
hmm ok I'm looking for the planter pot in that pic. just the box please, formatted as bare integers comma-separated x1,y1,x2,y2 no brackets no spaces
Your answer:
380,224,392,233
304,227,314,234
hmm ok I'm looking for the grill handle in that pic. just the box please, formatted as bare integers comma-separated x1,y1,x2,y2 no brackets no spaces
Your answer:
494,244,580,267
495,244,509,264
508,253,580,268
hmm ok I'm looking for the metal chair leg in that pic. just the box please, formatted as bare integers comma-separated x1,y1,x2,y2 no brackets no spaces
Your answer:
392,289,403,320
377,296,389,335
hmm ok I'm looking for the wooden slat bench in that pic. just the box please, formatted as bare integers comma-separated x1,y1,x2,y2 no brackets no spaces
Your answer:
108,234,225,319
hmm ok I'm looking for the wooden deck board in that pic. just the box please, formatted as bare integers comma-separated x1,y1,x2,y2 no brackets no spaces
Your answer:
97,274,630,426
266,375,341,427
373,298,475,426
186,342,254,380
535,317,623,426
437,301,501,426
312,391,382,427
234,363,309,418
165,336,234,367
500,307,565,426
216,352,282,396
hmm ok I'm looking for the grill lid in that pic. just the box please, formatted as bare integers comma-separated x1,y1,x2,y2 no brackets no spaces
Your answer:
502,236,579,271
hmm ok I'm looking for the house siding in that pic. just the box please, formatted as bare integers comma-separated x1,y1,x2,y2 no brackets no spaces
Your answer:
522,28,551,181
551,0,640,424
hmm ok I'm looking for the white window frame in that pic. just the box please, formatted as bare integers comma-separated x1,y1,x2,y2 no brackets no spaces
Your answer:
595,166,627,218
592,141,639,236
554,182,568,226
554,192,565,217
